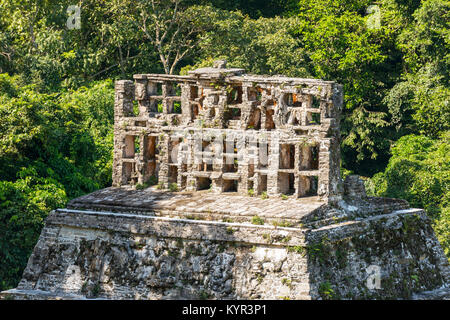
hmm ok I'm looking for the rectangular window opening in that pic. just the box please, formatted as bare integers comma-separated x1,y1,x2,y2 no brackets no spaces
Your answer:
248,180,254,192
223,179,238,192
279,144,295,169
260,174,268,193
311,95,320,109
132,100,140,116
227,86,242,104
190,86,199,99
122,162,135,185
191,103,199,120
278,172,294,195
166,82,181,96
284,93,294,106
169,139,181,164
124,135,136,158
265,109,275,130
168,166,178,184
247,108,261,130
144,136,157,159
198,163,213,172
299,145,319,170
135,121,146,127
284,93,302,108
197,177,212,191
223,157,238,173
168,100,182,114
150,99,163,113
298,176,318,197
287,173,295,195
147,82,163,96
247,87,262,102
223,139,238,155
229,107,241,120
306,176,318,196
306,112,321,125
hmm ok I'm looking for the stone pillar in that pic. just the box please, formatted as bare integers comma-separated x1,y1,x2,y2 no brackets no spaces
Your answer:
157,133,170,188
185,134,197,191
135,78,148,117
293,144,301,197
162,82,170,114
180,83,191,123
267,137,280,196
113,80,134,186
344,175,367,198
318,137,342,202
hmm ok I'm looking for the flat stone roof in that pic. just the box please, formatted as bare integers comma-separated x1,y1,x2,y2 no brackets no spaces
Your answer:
67,187,325,225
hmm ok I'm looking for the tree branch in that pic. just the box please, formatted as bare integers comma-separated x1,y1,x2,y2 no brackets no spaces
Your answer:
89,53,141,79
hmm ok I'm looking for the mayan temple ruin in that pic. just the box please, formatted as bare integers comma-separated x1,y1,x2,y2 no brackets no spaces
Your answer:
2,62,449,300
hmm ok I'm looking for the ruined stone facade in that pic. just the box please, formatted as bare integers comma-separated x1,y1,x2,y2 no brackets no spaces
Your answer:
2,64,449,300
112,62,343,202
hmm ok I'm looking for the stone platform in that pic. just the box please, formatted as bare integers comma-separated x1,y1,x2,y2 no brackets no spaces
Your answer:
66,186,411,227
1,187,449,300
67,187,325,226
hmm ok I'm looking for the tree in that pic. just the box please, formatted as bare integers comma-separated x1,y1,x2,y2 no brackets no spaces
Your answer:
125,0,218,74
180,12,310,77
0,74,115,196
384,0,450,138
0,170,67,291
208,0,298,18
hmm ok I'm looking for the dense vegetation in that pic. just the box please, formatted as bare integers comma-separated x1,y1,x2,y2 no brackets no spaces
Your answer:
0,0,448,290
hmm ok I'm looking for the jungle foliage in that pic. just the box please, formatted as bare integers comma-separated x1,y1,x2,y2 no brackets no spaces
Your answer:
0,0,448,290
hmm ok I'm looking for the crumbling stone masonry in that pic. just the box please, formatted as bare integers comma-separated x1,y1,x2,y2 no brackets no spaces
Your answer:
112,62,343,202
1,63,449,300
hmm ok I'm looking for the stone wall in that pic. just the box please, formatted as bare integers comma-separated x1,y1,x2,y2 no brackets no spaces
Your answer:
306,208,449,299
112,63,343,203
3,206,448,300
